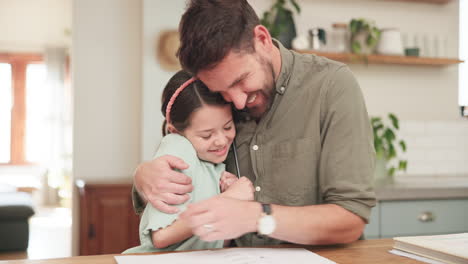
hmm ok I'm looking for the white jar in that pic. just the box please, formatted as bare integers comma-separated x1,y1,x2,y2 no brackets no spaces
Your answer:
377,28,404,55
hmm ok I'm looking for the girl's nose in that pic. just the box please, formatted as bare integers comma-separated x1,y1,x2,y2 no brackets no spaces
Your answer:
214,135,228,147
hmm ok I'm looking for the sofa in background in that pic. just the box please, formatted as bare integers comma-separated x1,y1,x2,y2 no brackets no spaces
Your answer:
0,188,35,251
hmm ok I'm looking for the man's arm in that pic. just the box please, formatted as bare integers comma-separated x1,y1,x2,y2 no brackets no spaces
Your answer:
179,197,364,244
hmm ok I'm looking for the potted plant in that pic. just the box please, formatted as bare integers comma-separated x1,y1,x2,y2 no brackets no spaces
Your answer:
260,0,301,49
371,113,408,185
349,18,381,55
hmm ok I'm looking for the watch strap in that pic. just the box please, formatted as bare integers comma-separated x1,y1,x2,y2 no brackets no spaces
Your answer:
261,203,272,215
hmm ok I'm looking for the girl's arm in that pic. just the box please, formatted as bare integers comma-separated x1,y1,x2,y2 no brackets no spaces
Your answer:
152,176,254,248
152,218,193,249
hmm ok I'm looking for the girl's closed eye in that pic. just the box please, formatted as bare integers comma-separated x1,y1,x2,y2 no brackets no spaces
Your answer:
200,134,212,139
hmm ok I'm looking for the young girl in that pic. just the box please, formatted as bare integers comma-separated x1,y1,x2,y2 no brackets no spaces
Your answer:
124,71,253,253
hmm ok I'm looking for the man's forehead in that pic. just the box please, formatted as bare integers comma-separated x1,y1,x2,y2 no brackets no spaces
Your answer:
197,52,249,91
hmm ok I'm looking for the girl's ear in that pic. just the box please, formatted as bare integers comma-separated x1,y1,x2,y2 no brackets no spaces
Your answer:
166,124,180,134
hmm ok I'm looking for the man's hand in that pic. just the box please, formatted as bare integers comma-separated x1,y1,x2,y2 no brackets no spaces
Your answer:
179,196,261,241
134,155,193,214
221,176,254,201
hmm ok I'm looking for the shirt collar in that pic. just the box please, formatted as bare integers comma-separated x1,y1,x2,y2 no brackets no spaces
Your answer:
273,39,294,95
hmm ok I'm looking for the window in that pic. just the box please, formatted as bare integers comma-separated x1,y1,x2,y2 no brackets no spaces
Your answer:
0,63,12,163
460,0,468,116
0,54,44,165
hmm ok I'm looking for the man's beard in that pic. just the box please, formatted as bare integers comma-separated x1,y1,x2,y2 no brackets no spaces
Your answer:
247,57,276,120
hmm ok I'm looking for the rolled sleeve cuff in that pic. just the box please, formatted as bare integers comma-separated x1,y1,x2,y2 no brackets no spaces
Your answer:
329,198,376,223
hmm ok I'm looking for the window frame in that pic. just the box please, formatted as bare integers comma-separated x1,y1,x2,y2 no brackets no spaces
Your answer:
0,53,43,165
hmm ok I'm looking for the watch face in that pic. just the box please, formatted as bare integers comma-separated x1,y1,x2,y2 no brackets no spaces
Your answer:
259,215,276,235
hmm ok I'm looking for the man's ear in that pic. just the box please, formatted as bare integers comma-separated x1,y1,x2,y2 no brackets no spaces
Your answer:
253,25,273,52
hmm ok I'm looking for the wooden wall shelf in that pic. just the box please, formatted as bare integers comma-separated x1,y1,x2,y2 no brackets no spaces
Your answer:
295,50,464,66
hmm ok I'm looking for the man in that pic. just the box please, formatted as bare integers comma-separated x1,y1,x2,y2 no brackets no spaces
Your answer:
134,0,375,246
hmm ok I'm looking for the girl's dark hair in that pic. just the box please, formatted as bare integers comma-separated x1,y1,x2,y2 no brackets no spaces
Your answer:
161,70,229,135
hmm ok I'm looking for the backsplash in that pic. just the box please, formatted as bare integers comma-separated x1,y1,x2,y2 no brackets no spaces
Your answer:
398,120,468,175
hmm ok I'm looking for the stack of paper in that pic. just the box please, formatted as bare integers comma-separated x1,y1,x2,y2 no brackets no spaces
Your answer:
392,233,468,264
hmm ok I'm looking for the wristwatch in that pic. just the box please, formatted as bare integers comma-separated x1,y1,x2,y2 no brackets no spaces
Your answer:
257,203,276,235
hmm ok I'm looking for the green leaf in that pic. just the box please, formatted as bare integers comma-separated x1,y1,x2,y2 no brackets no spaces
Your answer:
398,160,407,171
366,34,376,47
388,144,396,159
351,41,361,54
388,113,399,129
372,27,381,39
399,140,406,152
350,19,362,35
374,137,383,152
370,117,381,124
384,128,396,142
402,160,408,170
388,167,396,176
290,0,301,13
374,124,384,132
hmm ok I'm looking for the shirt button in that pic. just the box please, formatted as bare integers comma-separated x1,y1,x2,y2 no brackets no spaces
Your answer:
252,145,259,151
255,186,261,192
280,86,285,93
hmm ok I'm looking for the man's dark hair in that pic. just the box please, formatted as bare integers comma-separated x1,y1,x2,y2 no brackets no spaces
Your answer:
177,0,260,75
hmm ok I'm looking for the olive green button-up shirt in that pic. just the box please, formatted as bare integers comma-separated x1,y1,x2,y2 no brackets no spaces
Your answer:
226,41,376,247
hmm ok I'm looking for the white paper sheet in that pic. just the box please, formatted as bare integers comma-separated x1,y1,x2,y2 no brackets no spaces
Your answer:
115,248,336,264
389,249,447,264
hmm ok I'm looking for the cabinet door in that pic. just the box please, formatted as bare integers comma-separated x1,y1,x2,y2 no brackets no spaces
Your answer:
80,184,140,255
364,203,380,239
380,199,468,238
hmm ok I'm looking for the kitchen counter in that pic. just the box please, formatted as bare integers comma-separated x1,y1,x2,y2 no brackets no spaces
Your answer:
375,174,468,201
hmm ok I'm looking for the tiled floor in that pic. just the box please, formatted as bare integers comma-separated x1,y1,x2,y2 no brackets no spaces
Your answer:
0,207,72,261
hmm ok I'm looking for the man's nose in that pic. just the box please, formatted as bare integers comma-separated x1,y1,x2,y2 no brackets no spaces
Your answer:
223,89,247,110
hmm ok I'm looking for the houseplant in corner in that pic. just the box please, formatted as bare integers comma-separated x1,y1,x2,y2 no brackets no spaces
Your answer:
260,0,301,49
371,113,408,185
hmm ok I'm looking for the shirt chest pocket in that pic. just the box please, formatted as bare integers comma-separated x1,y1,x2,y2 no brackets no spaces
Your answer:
262,137,320,206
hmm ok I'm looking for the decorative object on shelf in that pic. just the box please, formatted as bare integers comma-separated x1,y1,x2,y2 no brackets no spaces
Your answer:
327,23,349,53
292,34,309,50
371,113,408,185
260,0,301,49
461,106,468,117
349,18,381,55
377,28,404,55
404,47,420,57
157,30,181,72
308,28,326,51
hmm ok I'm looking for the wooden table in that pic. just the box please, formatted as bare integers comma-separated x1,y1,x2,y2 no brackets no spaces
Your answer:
1,239,422,264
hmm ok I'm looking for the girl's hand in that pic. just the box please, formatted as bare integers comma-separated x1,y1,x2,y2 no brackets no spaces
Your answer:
221,176,254,201
219,171,238,192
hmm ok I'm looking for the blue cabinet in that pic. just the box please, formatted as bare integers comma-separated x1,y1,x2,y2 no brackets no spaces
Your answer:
364,199,468,238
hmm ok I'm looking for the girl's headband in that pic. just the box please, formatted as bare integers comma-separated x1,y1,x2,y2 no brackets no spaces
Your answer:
165,77,196,124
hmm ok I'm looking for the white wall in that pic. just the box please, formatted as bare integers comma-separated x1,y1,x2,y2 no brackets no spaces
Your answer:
72,0,142,255
0,0,71,52
141,0,187,161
